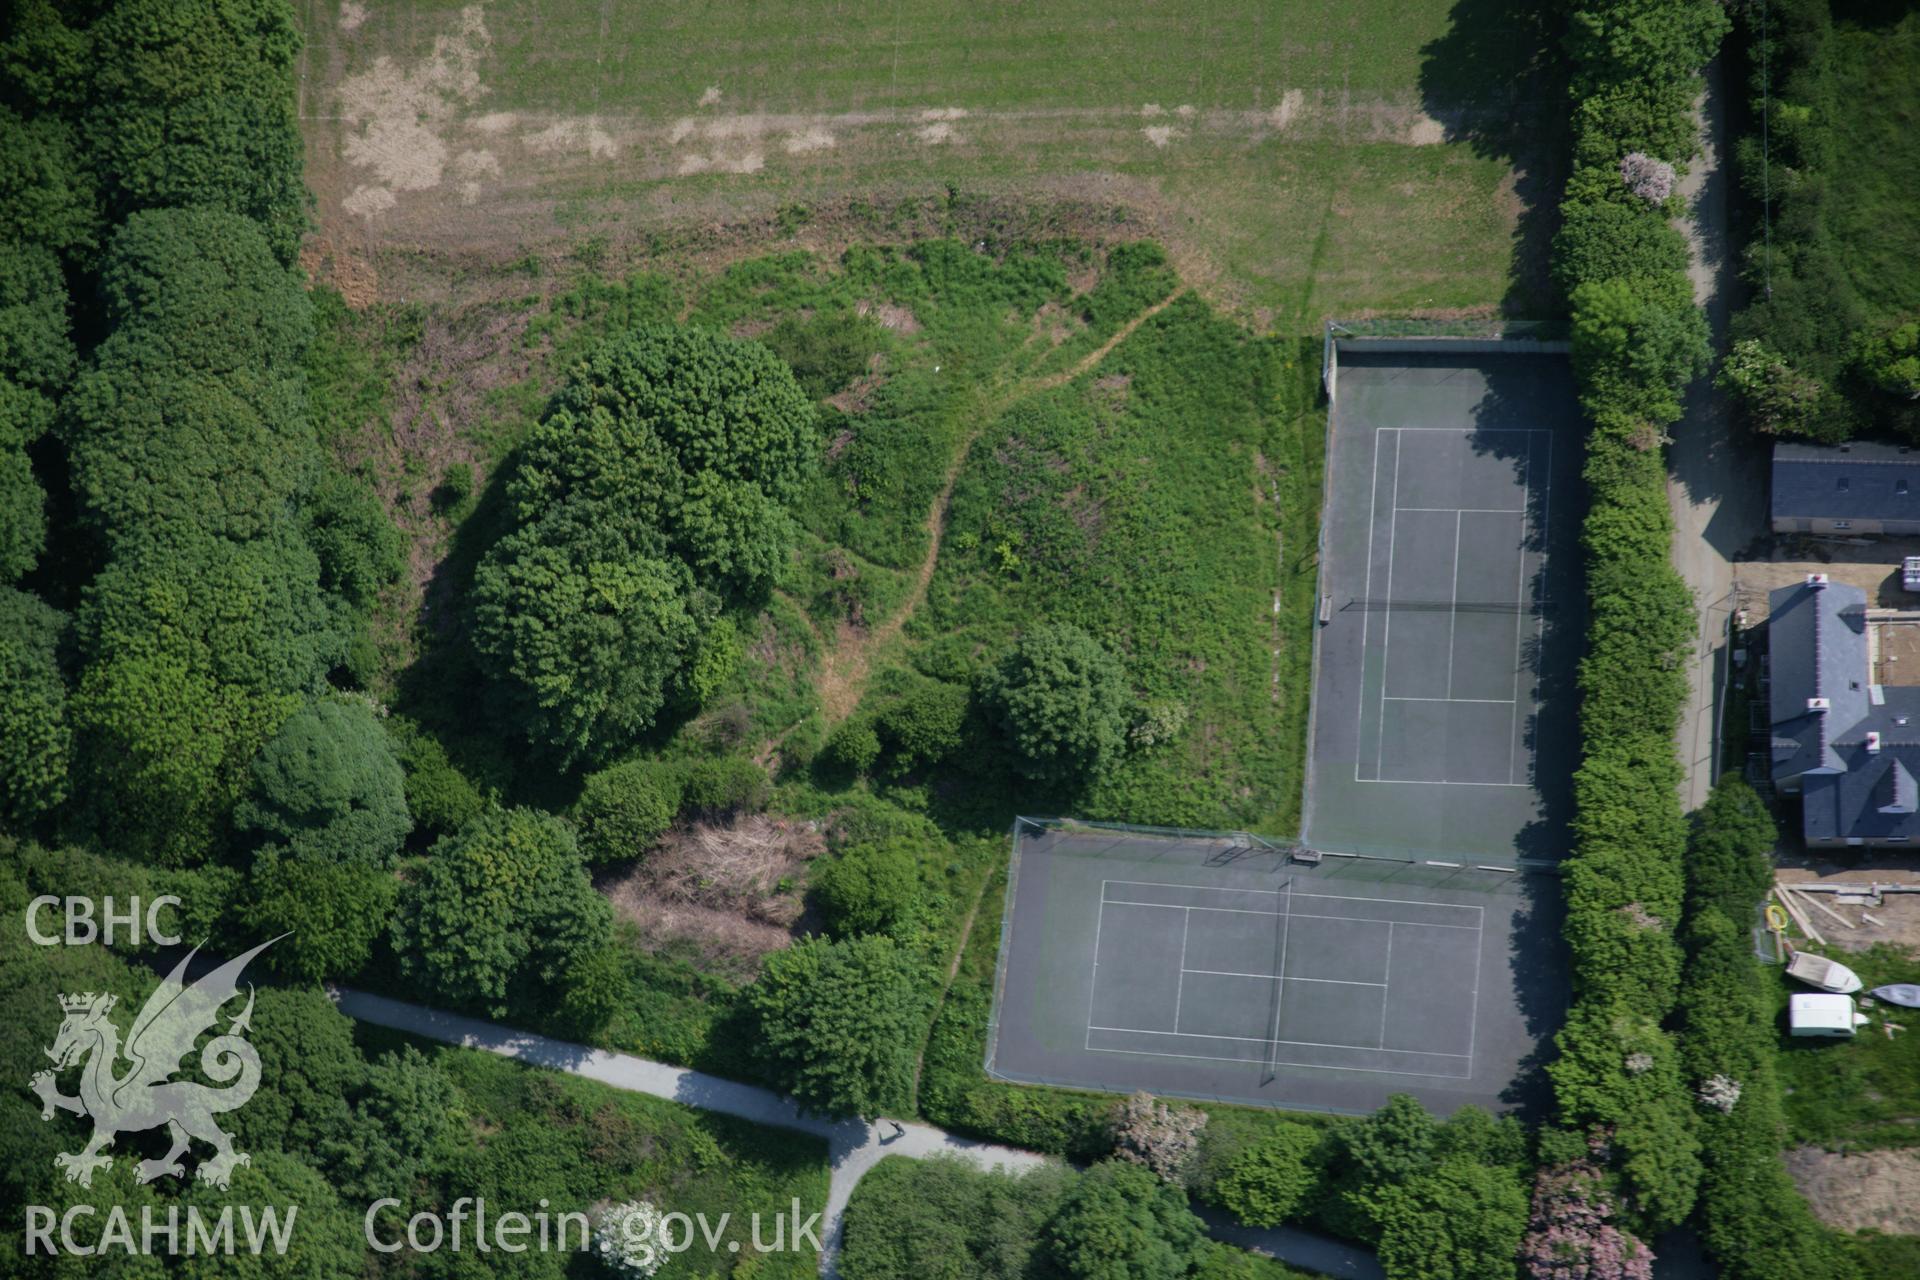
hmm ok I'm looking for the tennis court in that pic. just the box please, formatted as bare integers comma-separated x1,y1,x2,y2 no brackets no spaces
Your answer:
986,824,1563,1115
1305,351,1584,862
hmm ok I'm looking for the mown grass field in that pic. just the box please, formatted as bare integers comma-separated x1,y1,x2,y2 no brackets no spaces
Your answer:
294,0,1560,321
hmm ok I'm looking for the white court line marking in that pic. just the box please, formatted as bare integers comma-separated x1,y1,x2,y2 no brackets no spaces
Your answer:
1099,879,1486,922
1088,1025,1468,1059
1445,509,1463,699
1344,426,1554,789
1465,902,1485,1069
1084,881,1109,1053
1083,1039,1474,1080
1172,907,1190,1034
1379,923,1394,1048
1386,696,1516,704
1100,901,1482,930
1086,877,1483,1080
1375,429,1403,778
1356,427,1387,784
1182,968,1386,987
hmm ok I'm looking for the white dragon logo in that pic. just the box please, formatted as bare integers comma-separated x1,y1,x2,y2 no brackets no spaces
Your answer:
30,937,282,1190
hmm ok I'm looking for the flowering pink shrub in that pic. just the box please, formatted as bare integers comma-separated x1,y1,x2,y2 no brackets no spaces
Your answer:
1521,1161,1655,1280
1620,152,1676,203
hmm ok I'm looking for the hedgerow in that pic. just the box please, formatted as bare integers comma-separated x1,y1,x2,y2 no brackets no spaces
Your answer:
1678,778,1858,1280
1548,0,1726,1241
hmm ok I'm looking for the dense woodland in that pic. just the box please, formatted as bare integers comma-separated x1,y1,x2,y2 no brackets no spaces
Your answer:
1,0,1909,1277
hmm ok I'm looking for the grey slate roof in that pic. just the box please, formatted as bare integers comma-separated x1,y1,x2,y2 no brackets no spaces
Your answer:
1768,578,1869,780
1770,577,1920,842
1774,441,1920,522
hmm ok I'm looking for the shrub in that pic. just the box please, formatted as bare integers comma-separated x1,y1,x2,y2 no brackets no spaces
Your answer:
1853,319,1920,400
873,675,970,774
1680,775,1860,1280
746,933,919,1118
679,755,769,815
247,850,398,983
1552,200,1690,296
431,461,474,514
1108,1091,1208,1185
839,1154,1075,1280
1718,339,1824,436
386,717,486,839
390,807,612,1018
0,587,70,826
1619,152,1676,204
978,622,1131,788
236,698,412,868
811,841,921,939
1375,1159,1530,1280
574,758,684,865
1212,1123,1322,1228
819,714,882,777
1521,1160,1654,1280
1045,1159,1205,1280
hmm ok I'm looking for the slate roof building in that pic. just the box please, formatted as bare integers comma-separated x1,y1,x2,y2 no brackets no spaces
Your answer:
1773,441,1920,536
1769,575,1920,847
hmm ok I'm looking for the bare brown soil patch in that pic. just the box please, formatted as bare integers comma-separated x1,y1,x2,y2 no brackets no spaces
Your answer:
299,237,381,308
1787,1145,1920,1234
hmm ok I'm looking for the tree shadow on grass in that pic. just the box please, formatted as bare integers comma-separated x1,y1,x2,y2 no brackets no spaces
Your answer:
1419,0,1573,317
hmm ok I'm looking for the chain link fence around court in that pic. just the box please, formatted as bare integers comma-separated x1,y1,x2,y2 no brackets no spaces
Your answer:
1322,316,1572,404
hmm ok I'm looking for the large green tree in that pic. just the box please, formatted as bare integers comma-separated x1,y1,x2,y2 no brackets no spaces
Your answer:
70,527,334,864
978,622,1131,788
840,1155,1073,1280
476,324,816,762
1044,1159,1206,1280
0,107,98,258
747,934,919,1118
0,241,75,581
246,851,397,983
390,807,613,1018
236,698,410,867
84,0,308,264
472,504,701,766
0,587,70,826
62,208,316,549
1374,1159,1529,1280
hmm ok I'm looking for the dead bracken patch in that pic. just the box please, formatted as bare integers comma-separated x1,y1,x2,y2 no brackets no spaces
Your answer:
600,815,824,977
